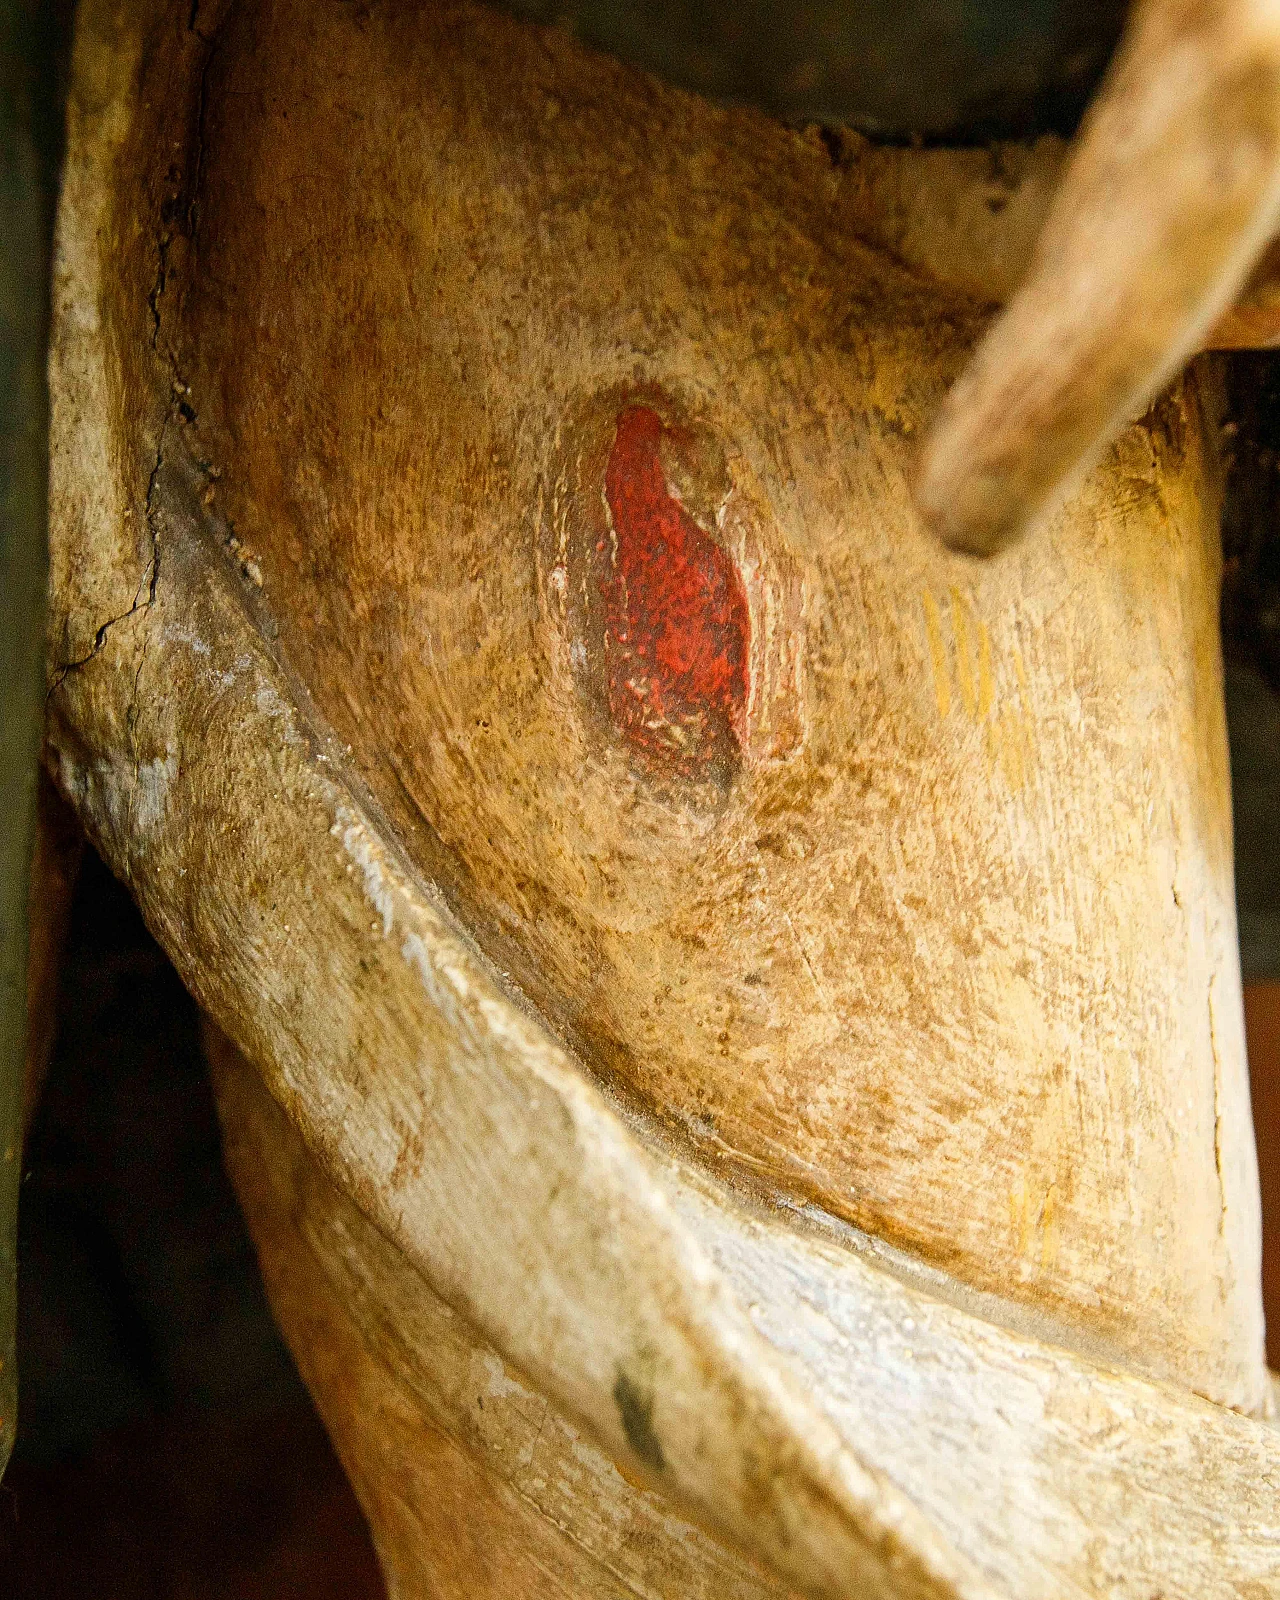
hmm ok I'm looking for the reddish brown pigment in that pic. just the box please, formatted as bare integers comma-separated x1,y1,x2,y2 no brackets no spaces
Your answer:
600,407,749,776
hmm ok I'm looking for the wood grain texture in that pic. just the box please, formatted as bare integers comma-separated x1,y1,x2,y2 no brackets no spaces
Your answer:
207,1019,797,1600
208,996,1280,1600
43,0,1280,1591
209,1003,1280,1600
150,0,1263,1408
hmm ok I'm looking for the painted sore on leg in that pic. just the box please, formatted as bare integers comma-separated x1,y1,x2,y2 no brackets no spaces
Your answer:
600,407,749,779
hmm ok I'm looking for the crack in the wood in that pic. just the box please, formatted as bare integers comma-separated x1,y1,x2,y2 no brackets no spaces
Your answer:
188,18,216,236
46,439,164,697
188,0,213,44
51,12,222,699
126,419,169,731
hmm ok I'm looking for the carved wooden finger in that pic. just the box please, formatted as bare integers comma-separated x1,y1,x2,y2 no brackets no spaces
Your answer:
916,0,1280,554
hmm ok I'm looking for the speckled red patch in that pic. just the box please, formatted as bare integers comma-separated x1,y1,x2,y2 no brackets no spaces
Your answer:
600,407,749,776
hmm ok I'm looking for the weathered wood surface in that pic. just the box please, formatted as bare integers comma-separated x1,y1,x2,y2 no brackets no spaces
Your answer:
211,1017,1280,1600
45,0,1280,1592
84,0,1264,1406
208,1020,801,1600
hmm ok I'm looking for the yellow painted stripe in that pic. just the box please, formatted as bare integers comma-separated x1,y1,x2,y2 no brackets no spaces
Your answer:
922,590,951,719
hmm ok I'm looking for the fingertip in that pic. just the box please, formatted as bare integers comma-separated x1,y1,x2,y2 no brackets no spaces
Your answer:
914,432,1027,559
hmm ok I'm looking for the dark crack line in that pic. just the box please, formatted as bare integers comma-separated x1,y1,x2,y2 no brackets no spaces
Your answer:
46,417,168,699
141,420,167,607
50,8,223,702
188,0,213,44
129,415,170,713
188,20,215,240
47,594,149,696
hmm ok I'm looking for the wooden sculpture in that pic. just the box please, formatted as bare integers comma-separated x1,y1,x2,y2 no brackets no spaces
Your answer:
43,0,1280,1593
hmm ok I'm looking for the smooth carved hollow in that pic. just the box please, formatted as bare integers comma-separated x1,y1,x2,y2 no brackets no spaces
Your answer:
600,406,750,778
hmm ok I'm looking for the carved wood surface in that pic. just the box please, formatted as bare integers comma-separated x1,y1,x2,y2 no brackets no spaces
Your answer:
44,0,1280,1592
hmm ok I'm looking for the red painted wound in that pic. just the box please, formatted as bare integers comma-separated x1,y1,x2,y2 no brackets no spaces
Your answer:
600,406,749,775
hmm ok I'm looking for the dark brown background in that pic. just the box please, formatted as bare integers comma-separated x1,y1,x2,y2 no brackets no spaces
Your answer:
3,849,385,1597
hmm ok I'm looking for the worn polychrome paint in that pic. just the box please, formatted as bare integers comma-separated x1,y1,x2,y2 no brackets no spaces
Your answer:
599,406,750,778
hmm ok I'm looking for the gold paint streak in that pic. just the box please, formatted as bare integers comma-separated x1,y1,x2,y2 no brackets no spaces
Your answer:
950,587,976,716
976,619,994,720
922,591,951,718
1040,1184,1059,1270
